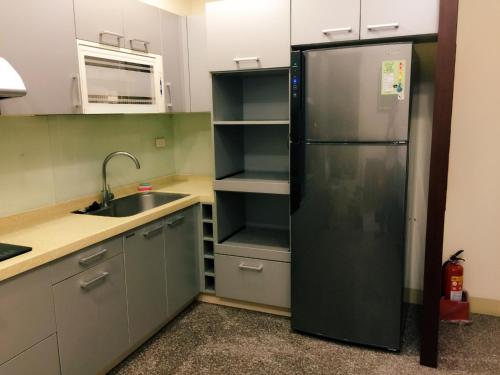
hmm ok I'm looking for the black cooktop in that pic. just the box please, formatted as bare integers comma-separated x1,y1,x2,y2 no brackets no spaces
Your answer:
0,243,32,262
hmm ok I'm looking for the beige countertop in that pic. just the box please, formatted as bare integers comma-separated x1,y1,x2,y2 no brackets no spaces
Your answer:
0,176,214,283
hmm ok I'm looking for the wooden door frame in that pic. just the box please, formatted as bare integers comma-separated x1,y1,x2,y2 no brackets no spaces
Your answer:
420,0,460,368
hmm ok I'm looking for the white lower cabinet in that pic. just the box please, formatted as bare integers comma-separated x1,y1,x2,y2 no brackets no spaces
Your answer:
215,254,290,308
0,266,56,366
53,254,129,375
124,221,168,346
0,335,60,375
165,207,200,318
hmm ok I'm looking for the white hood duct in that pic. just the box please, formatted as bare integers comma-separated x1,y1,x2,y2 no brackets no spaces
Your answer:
0,58,27,99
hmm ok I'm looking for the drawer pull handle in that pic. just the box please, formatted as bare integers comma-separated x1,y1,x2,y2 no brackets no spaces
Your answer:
143,226,163,239
238,263,263,272
99,30,124,47
79,249,108,265
166,215,185,227
80,272,109,290
322,27,352,34
367,23,399,31
233,56,260,63
129,38,150,53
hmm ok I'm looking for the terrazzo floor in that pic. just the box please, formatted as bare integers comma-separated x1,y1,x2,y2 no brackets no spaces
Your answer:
110,302,500,375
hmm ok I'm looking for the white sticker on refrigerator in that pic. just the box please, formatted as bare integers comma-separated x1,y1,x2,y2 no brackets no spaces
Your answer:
381,60,406,100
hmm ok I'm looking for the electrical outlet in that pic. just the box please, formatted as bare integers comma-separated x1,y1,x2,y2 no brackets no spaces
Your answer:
155,137,166,148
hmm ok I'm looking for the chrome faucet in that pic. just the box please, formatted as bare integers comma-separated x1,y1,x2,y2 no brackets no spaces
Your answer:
102,151,141,208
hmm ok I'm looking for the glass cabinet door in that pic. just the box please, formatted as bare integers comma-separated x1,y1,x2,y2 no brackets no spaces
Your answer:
77,42,165,114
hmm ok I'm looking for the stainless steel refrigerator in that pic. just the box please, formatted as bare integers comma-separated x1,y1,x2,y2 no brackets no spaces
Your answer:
290,43,412,351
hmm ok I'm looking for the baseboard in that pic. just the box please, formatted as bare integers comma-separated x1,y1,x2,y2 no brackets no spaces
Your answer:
404,288,423,304
404,288,500,317
198,293,291,317
469,296,500,317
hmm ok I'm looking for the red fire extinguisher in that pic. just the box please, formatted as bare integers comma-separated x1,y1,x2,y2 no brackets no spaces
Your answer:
442,250,465,302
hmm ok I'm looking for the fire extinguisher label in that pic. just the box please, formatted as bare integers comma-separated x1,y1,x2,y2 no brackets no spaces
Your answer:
450,290,463,302
450,275,463,301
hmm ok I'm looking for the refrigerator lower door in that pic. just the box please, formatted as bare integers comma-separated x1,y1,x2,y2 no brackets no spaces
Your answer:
291,143,407,350
304,43,412,142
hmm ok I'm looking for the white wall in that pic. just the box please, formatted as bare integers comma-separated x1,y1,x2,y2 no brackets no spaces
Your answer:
140,0,203,15
443,0,500,307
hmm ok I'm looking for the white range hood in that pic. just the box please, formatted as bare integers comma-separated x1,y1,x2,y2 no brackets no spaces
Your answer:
0,58,26,99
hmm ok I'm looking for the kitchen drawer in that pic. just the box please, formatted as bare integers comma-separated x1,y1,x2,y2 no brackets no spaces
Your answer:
215,254,290,308
0,266,55,365
53,254,129,375
50,236,123,284
0,335,60,375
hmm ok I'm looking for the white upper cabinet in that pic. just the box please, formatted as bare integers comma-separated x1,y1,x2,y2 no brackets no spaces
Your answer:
187,15,211,112
74,0,162,53
161,11,189,112
360,0,439,39
123,0,162,54
74,0,125,47
0,0,80,115
206,0,290,72
291,0,361,46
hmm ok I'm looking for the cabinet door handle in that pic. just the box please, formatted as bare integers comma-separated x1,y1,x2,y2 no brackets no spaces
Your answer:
165,82,173,109
72,75,82,109
367,23,399,31
322,27,352,34
80,272,109,290
78,249,108,265
233,56,260,63
143,226,163,239
129,39,150,53
166,215,185,227
238,263,263,272
99,31,124,47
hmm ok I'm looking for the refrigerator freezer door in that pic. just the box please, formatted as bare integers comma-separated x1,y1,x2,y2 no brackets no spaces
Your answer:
291,143,407,350
304,43,412,142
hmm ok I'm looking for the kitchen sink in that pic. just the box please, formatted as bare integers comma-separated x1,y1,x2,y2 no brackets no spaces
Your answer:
82,192,188,217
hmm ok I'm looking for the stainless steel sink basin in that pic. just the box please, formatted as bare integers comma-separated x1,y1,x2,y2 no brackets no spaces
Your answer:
84,192,188,217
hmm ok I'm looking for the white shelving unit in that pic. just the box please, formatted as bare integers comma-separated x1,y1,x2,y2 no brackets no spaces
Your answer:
211,68,291,308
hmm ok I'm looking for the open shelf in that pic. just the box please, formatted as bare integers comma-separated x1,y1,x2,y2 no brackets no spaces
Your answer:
214,125,289,184
214,120,289,126
203,222,214,238
214,171,289,194
204,258,215,274
215,191,290,262
204,275,215,294
203,240,214,257
202,204,213,220
212,69,289,122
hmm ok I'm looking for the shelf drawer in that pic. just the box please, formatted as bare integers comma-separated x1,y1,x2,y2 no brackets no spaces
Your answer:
215,254,290,308
51,236,123,284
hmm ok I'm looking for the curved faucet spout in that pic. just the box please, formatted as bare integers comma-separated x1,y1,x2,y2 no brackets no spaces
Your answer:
102,151,141,207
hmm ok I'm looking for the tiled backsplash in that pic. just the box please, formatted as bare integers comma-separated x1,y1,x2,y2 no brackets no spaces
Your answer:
0,113,212,217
